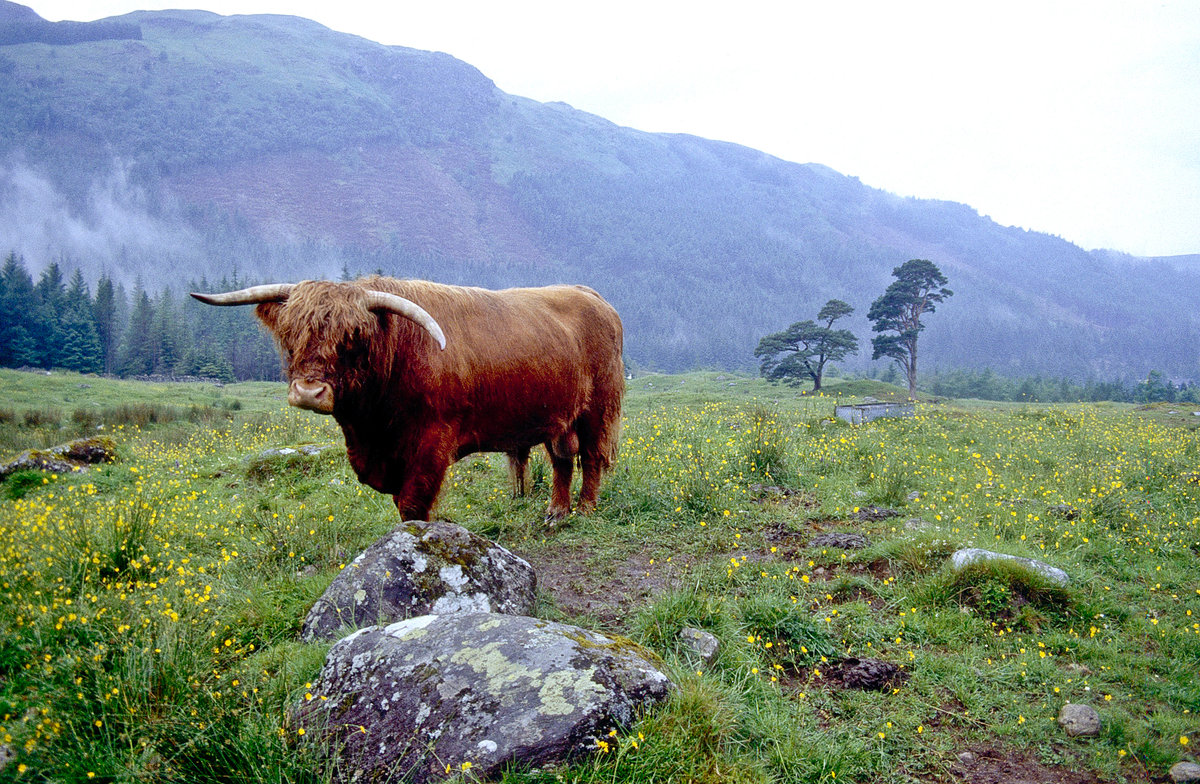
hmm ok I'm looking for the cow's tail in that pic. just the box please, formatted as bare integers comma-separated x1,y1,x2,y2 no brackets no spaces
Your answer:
591,370,624,473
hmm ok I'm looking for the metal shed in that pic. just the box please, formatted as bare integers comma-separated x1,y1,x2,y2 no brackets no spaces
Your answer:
834,401,914,425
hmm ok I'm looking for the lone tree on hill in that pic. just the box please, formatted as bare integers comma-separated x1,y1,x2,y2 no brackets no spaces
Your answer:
868,259,952,397
755,299,859,392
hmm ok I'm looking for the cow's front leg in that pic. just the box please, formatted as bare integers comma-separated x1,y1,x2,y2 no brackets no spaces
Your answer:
392,468,445,521
390,435,453,521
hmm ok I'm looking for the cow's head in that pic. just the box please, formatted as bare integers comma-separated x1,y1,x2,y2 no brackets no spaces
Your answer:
192,281,445,415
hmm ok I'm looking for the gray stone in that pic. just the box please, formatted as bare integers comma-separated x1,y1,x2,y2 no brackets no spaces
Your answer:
296,612,674,783
679,627,720,665
852,505,900,522
950,548,1070,586
809,532,869,550
300,521,536,642
838,657,904,690
1057,703,1101,737
259,444,335,458
1170,761,1200,783
1047,504,1080,520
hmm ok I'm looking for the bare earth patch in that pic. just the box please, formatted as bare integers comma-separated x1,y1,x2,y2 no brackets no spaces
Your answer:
520,542,691,630
949,745,1128,784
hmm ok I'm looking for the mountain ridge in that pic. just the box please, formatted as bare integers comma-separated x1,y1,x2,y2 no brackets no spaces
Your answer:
0,4,1196,378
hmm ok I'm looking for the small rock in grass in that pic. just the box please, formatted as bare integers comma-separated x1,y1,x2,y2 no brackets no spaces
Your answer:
1047,504,1080,520
1170,762,1200,783
1057,703,1101,737
853,505,900,522
679,627,720,665
839,658,904,691
809,532,869,550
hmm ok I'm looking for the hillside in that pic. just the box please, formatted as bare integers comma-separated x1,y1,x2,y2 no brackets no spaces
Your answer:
1,2,1197,378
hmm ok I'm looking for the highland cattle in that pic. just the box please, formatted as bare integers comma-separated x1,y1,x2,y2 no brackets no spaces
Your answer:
192,276,624,521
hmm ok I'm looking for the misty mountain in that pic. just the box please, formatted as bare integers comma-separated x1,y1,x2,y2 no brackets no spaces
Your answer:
1,2,1196,378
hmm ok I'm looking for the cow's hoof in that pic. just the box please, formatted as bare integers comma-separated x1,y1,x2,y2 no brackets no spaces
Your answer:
544,506,571,524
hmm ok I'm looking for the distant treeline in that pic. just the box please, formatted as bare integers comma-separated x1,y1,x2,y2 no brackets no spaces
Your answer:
919,367,1200,405
0,252,279,382
0,249,1192,405
0,19,142,47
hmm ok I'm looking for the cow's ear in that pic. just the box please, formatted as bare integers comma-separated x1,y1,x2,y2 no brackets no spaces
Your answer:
255,301,283,330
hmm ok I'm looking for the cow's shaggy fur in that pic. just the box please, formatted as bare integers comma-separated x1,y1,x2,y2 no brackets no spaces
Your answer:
253,276,624,521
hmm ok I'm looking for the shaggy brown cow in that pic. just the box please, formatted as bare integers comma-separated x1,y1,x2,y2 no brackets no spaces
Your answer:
192,276,624,521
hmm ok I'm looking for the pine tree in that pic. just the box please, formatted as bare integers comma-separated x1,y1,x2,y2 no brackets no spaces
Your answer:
867,259,953,396
34,262,68,368
119,281,157,376
0,252,39,367
754,299,859,392
59,269,103,373
93,274,121,375
152,287,185,374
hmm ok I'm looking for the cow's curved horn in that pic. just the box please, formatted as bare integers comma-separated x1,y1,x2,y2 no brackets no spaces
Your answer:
364,291,447,350
190,284,295,306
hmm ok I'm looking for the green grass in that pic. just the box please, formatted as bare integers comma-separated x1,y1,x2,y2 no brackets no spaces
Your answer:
0,369,1197,782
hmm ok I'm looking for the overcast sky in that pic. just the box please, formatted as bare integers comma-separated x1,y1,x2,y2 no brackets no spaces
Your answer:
32,0,1200,257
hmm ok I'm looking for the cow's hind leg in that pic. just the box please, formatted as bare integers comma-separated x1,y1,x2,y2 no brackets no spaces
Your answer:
576,405,621,515
508,448,531,498
545,432,579,521
576,457,603,515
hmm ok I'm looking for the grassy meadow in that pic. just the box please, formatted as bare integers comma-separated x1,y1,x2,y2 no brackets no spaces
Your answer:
0,368,1197,783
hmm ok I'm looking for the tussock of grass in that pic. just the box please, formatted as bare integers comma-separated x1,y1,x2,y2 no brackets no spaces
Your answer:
924,559,1076,632
868,531,960,575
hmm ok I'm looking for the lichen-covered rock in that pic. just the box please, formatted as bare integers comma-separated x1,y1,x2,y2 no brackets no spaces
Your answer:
950,548,1070,586
300,521,536,642
679,627,720,665
0,436,117,479
1170,761,1200,783
296,612,674,783
1057,703,1101,737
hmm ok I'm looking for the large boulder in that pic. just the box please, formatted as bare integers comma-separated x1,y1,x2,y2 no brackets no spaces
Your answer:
296,612,674,783
301,521,536,642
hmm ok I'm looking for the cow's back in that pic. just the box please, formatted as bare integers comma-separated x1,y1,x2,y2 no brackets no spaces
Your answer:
365,278,623,452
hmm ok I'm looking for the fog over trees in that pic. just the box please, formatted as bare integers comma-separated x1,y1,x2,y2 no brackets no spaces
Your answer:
2,5,1198,385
